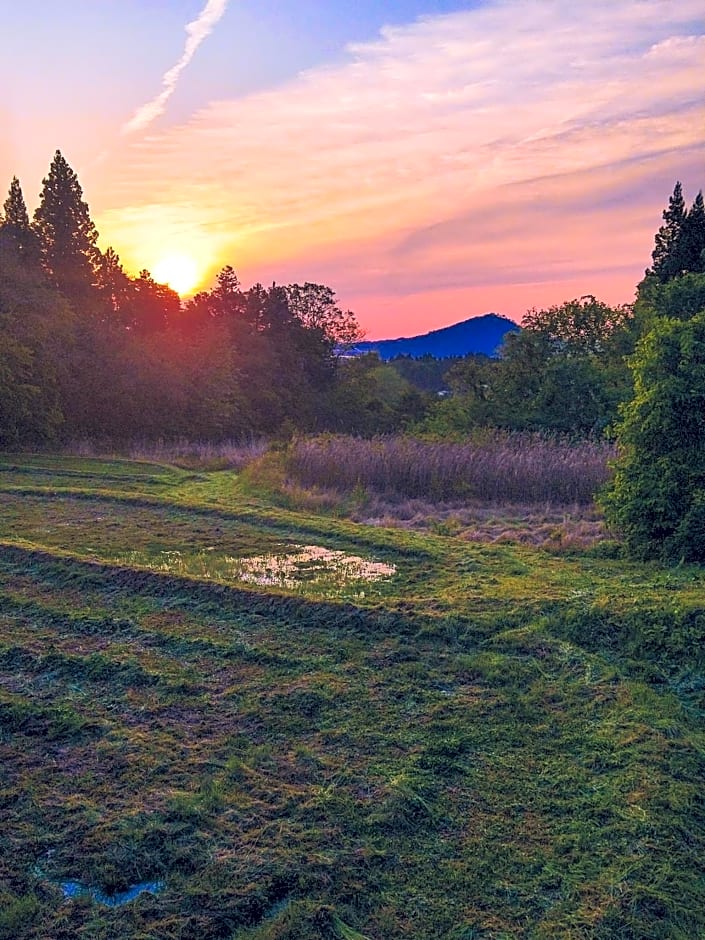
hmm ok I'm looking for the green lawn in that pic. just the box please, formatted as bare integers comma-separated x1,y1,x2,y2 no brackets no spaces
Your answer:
0,455,703,938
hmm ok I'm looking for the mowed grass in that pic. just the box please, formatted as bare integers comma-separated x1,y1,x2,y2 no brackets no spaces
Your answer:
0,457,704,938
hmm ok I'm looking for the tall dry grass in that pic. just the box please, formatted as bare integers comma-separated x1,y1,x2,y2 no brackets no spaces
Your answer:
285,433,615,505
63,437,270,470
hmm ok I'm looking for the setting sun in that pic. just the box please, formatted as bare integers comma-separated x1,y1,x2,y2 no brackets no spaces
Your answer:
152,254,201,296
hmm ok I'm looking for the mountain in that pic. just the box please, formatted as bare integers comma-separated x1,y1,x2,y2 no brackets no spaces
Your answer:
351,313,520,360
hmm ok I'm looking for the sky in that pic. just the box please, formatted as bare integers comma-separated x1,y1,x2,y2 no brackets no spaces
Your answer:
2,0,703,339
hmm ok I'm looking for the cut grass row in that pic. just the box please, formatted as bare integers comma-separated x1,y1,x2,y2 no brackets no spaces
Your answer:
0,457,704,938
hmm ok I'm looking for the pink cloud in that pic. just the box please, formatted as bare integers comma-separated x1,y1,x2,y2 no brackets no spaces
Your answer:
95,0,705,337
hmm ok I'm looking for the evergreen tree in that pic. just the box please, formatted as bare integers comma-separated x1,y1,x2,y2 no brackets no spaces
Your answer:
680,191,705,275
0,177,41,266
649,181,687,282
33,150,101,307
95,247,131,322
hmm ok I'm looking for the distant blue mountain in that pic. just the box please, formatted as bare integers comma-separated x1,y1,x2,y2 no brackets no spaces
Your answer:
352,313,520,360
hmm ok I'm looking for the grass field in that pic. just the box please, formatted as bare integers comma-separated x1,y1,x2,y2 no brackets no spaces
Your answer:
0,454,704,938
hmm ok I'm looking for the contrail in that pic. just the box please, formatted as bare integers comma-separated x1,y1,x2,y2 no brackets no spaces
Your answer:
122,0,229,135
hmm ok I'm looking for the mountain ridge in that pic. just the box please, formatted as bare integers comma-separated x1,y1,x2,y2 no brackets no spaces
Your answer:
352,313,520,359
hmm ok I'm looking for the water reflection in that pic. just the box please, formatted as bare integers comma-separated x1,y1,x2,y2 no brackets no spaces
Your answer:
235,545,396,588
60,879,164,906
116,543,396,596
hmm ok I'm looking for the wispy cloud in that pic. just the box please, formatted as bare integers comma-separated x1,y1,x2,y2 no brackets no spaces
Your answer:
122,0,229,135
104,0,705,334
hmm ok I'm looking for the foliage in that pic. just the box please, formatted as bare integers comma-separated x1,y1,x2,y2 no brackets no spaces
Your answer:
521,294,632,355
649,180,687,282
321,354,430,435
605,182,705,561
634,271,705,332
0,248,73,444
284,282,362,347
389,353,468,393
602,312,705,560
422,298,633,436
0,155,375,445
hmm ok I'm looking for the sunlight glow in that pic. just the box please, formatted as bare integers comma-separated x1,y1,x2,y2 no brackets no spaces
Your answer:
152,254,201,296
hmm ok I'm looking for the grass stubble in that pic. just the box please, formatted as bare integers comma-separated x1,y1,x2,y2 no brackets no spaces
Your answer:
0,446,703,938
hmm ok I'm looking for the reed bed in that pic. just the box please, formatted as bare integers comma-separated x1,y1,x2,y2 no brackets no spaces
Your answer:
285,433,615,505
63,437,270,470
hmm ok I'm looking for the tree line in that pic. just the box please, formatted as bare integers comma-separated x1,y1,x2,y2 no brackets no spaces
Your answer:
2,155,705,559
1,151,398,445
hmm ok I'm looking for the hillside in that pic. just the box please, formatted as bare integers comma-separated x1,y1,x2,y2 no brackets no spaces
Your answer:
353,312,520,359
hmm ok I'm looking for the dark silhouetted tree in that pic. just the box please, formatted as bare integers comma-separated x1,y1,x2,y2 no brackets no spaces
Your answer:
33,150,101,308
649,181,687,283
680,190,705,275
0,177,41,267
125,270,181,334
285,282,362,348
95,247,132,322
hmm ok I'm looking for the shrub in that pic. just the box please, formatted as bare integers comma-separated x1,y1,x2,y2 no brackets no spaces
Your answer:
602,312,705,560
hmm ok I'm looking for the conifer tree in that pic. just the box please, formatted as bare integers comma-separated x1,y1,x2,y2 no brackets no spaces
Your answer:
680,191,705,275
33,150,101,307
95,246,131,321
649,181,686,282
0,177,41,266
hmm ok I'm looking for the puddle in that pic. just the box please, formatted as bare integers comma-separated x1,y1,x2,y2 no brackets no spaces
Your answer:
116,544,396,597
235,545,396,588
34,863,164,907
60,879,164,906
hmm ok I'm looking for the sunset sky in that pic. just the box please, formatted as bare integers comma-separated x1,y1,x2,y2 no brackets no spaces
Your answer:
3,0,703,338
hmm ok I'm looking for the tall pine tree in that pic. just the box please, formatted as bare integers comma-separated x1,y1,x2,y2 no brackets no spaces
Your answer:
649,181,687,283
33,151,101,308
0,177,41,267
680,191,705,275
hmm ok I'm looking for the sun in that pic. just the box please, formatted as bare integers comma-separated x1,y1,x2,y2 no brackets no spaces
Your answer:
152,254,201,297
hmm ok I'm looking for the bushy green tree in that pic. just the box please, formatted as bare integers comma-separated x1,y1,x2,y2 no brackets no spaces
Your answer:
521,295,632,355
324,354,429,435
602,311,705,560
636,272,705,329
284,282,362,348
0,248,73,444
422,297,633,436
